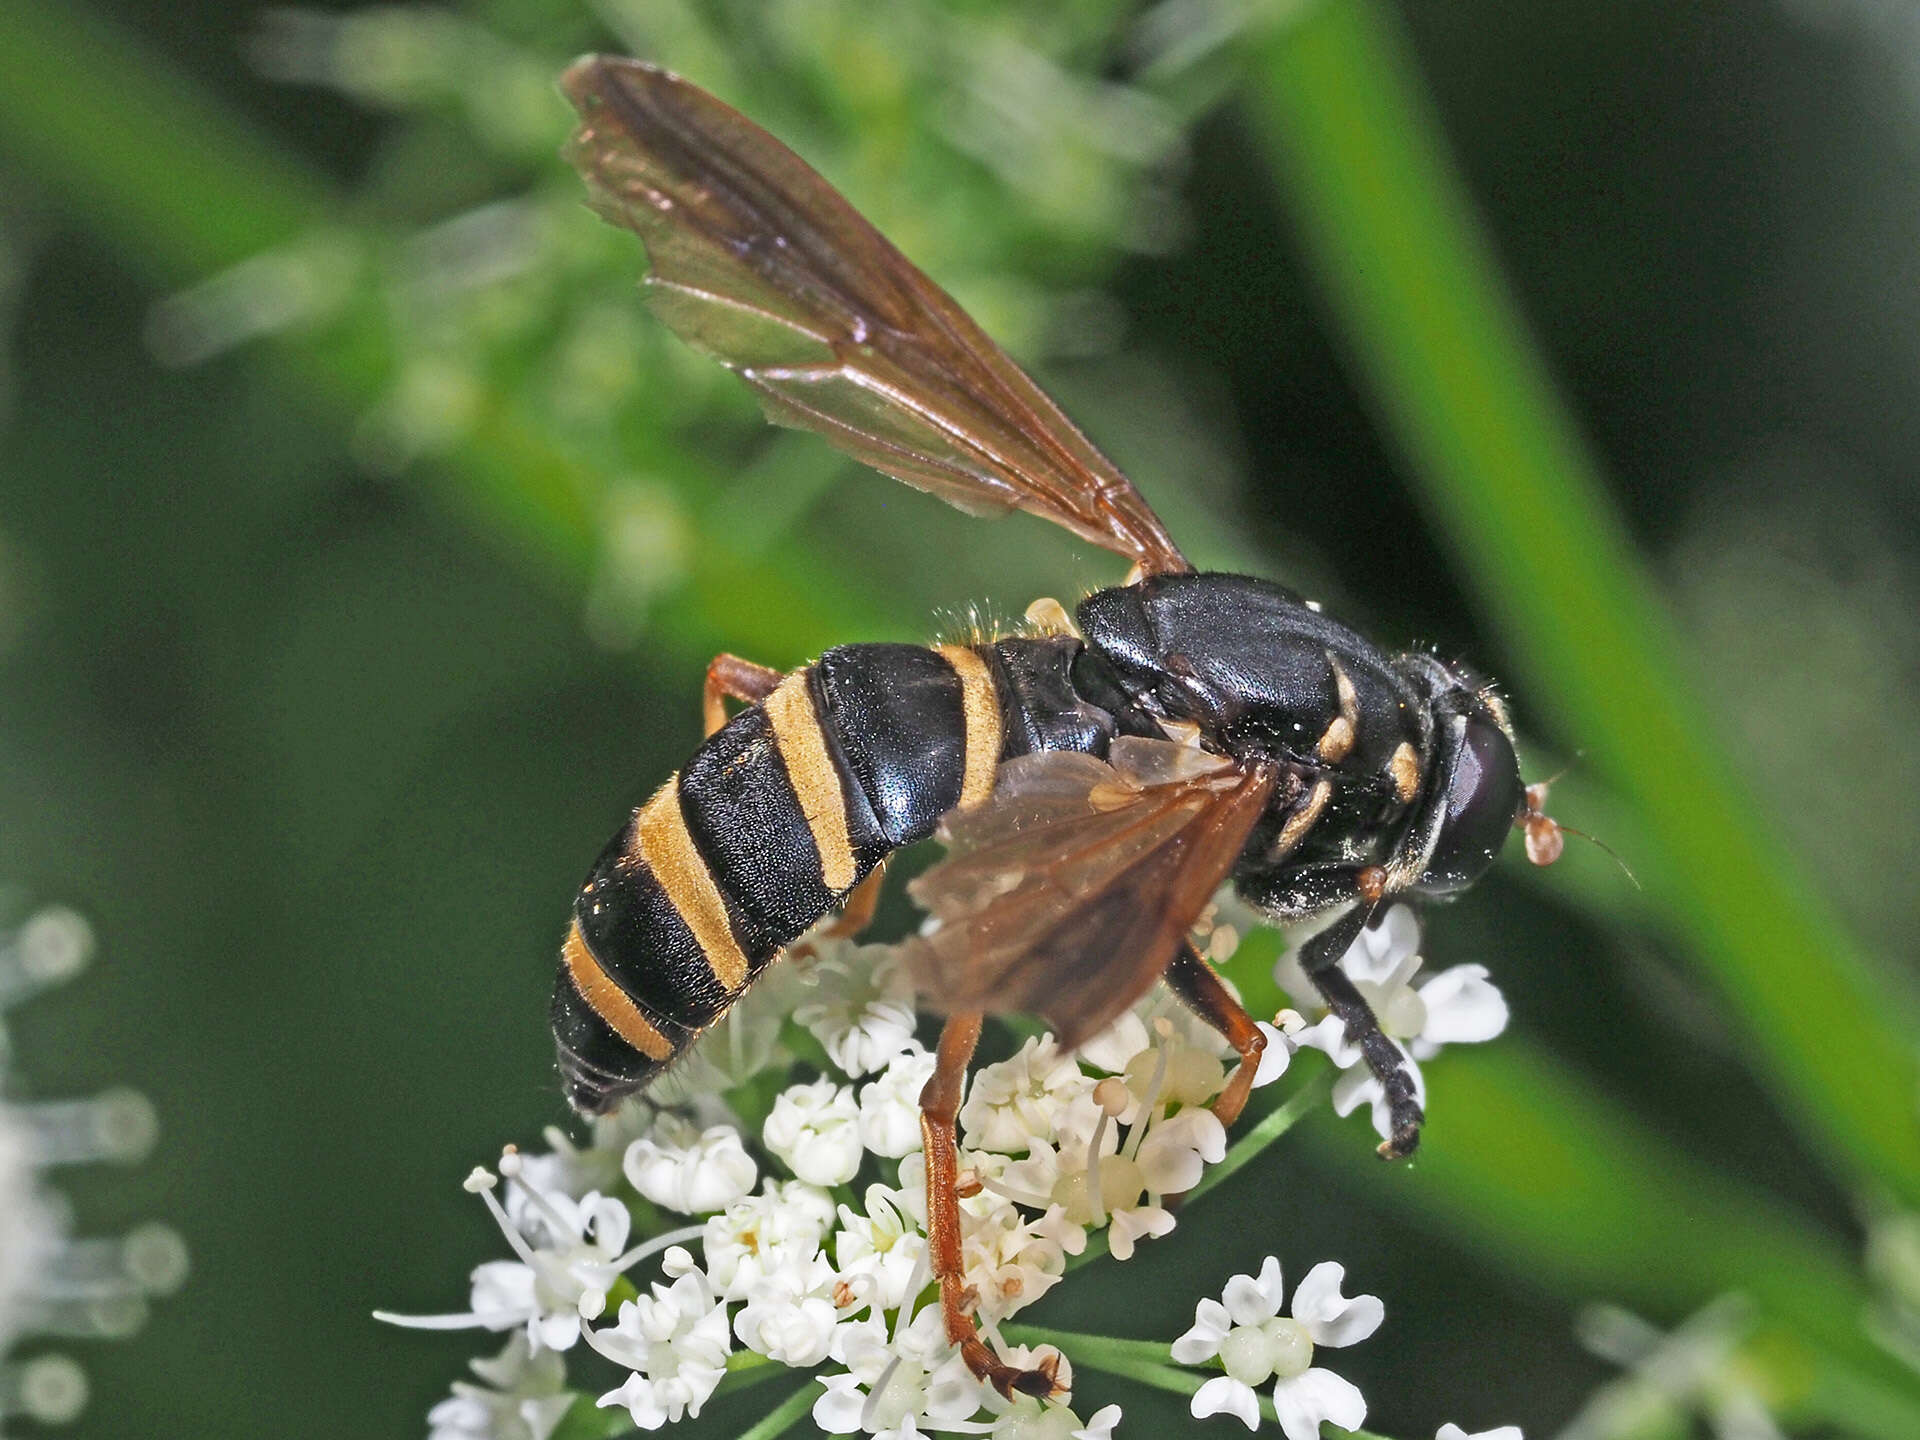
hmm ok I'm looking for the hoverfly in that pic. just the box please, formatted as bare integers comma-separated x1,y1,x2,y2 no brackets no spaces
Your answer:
551,56,1562,1397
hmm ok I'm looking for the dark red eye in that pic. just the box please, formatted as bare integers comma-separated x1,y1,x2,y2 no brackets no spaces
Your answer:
1417,717,1523,893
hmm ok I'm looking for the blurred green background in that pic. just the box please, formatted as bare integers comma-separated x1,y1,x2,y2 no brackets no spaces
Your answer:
3,0,1919,1436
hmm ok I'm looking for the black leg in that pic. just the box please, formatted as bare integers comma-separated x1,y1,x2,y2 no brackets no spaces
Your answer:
1297,906,1424,1160
1164,943,1267,1129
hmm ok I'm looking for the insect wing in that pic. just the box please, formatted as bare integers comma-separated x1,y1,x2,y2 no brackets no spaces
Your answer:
904,738,1275,1046
561,56,1189,574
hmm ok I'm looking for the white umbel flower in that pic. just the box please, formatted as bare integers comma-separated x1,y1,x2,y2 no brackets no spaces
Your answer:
1172,1256,1383,1438
764,1077,865,1186
700,1180,838,1302
961,1036,1095,1155
1283,906,1506,1142
1437,1425,1523,1440
377,1159,701,1353
590,1251,732,1430
814,1304,985,1436
795,943,920,1079
957,1199,1070,1322
622,1113,758,1215
858,1047,937,1159
426,1333,574,1440
1563,1297,1784,1440
731,1251,840,1366
833,1185,928,1313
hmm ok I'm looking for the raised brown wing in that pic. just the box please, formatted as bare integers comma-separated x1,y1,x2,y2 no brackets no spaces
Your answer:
902,738,1275,1046
561,56,1189,574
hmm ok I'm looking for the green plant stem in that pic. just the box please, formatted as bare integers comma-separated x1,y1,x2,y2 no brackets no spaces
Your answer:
734,1383,819,1440
1242,0,1920,1206
1187,1071,1330,1207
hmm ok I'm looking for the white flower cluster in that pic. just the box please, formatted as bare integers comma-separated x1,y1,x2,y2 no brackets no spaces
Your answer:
382,926,1293,1437
1154,1255,1523,1440
1270,904,1510,1144
0,902,189,1432
386,903,1525,1439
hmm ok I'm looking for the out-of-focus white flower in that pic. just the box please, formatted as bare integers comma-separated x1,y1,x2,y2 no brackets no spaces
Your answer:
1436,1425,1523,1440
623,1113,758,1215
796,943,921,1078
1171,1256,1382,1438
426,1333,574,1440
960,1036,1094,1155
765,1078,865,1186
1562,1297,1785,1440
858,1047,937,1159
1,902,187,1429
1281,905,1505,1143
701,1180,837,1302
589,1251,732,1430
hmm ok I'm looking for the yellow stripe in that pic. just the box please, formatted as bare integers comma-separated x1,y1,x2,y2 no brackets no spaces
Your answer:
1273,778,1333,859
562,922,674,1061
936,644,1002,810
763,670,858,893
633,778,750,991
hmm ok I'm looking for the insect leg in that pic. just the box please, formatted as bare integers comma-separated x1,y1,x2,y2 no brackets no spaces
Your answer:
702,653,783,735
919,1012,1059,1399
1163,942,1267,1128
1296,906,1424,1159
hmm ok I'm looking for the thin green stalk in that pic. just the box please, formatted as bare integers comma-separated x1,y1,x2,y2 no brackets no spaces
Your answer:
734,1383,819,1440
1241,0,1920,1205
551,1394,638,1440
1186,1071,1330,1208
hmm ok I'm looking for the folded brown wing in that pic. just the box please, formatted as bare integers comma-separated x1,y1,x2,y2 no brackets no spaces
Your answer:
561,56,1189,575
904,738,1275,1046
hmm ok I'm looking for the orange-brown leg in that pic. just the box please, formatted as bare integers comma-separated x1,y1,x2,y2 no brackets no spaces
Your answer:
703,653,782,736
919,1013,1058,1399
1164,942,1267,1129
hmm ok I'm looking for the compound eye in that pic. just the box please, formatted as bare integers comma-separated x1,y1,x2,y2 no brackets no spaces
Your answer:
1418,717,1523,893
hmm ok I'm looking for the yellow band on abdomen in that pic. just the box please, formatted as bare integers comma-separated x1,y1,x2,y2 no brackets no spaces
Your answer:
935,643,1002,811
764,670,858,893
633,778,750,991
562,921,674,1060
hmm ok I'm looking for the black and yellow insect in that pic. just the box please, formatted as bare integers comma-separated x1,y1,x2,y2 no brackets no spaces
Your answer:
554,639,1006,1108
549,56,1561,1397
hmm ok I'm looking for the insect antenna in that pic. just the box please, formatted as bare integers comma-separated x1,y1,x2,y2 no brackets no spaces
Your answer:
1516,773,1640,890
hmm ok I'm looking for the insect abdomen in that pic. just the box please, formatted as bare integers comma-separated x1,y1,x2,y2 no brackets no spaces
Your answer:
552,642,1003,1114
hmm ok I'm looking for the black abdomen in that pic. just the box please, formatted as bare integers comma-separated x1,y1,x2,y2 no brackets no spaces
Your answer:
552,641,1010,1114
